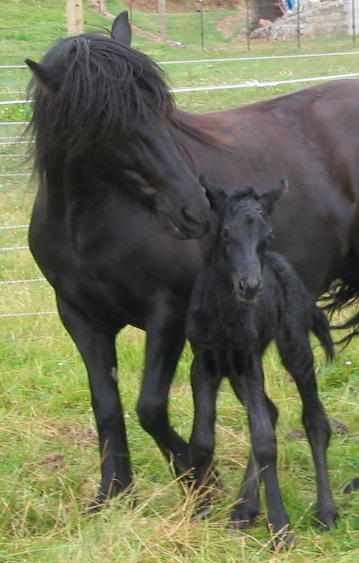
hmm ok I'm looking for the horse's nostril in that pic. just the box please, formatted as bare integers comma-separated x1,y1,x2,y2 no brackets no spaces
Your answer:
182,207,201,227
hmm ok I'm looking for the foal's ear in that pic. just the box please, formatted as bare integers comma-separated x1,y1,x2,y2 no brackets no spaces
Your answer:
199,176,227,212
25,59,60,94
111,11,132,46
261,179,287,214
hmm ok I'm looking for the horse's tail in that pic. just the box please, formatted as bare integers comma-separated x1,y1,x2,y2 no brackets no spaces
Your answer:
311,305,334,361
319,279,359,347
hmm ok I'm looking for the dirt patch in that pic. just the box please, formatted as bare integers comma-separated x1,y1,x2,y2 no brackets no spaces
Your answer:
88,0,113,18
39,453,65,471
57,427,98,448
217,13,244,38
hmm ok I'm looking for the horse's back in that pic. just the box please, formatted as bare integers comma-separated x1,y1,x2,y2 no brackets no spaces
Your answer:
180,80,359,296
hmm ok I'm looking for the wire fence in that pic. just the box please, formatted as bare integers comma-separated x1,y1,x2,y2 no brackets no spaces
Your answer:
123,0,359,51
1,2,359,58
2,2,359,319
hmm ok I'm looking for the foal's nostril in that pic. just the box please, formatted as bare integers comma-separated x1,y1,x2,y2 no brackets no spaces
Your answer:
238,279,246,292
238,277,262,300
182,207,201,227
247,278,262,297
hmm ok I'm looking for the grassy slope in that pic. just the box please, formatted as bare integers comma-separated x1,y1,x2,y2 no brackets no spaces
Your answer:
1,1,359,561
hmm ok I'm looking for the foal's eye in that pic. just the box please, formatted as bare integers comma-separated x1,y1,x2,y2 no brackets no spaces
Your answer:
221,227,230,242
266,231,274,243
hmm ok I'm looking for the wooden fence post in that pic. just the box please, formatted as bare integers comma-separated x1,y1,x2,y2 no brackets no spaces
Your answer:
67,0,84,35
158,0,166,41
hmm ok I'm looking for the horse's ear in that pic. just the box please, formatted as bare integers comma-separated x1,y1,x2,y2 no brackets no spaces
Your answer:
111,11,132,46
261,179,287,214
25,58,60,94
199,176,227,212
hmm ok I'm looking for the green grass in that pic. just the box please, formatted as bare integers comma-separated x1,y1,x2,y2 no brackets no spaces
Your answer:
1,1,359,561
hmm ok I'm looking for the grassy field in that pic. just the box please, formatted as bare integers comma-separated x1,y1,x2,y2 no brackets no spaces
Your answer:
1,1,359,561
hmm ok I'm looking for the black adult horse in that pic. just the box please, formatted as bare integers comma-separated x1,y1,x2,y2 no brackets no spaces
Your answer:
26,12,359,510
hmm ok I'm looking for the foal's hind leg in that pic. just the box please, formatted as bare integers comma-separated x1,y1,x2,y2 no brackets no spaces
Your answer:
136,292,191,478
276,335,339,528
57,296,132,511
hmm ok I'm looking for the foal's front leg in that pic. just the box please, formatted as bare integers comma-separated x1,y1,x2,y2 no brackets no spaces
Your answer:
229,372,279,529
189,349,222,514
232,353,292,547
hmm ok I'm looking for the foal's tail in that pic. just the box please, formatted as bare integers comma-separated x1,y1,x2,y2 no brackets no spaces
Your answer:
311,305,334,361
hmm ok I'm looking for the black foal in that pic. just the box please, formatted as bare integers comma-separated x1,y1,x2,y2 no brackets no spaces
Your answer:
186,179,338,546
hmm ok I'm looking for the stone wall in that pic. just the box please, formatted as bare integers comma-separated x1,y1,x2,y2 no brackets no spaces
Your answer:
251,0,352,40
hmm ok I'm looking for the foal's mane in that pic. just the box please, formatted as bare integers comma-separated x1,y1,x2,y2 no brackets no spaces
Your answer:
27,32,173,169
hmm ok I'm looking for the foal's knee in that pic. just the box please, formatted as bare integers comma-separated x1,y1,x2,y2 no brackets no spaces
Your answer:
251,430,277,469
303,407,331,445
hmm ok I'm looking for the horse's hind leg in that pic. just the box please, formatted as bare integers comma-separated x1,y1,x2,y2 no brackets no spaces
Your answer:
276,334,339,528
136,293,191,478
56,296,132,511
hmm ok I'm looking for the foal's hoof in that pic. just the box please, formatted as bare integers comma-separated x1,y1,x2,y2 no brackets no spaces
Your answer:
190,487,216,521
271,532,296,553
229,502,259,530
83,492,108,515
343,477,359,493
268,524,296,552
228,514,257,531
192,502,214,521
315,507,339,530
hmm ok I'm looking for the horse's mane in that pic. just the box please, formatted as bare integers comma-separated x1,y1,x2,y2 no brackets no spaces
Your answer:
27,32,173,170
170,109,231,149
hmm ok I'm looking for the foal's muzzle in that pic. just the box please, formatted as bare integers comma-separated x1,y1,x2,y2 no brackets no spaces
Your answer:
237,276,263,304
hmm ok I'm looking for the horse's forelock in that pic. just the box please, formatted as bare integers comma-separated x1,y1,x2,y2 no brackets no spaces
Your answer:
28,32,173,170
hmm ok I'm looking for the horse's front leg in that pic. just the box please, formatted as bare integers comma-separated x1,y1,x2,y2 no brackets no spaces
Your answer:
56,296,132,511
136,292,191,477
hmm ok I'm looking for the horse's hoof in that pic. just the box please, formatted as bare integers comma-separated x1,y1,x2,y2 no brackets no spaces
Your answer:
82,481,136,515
343,477,359,493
